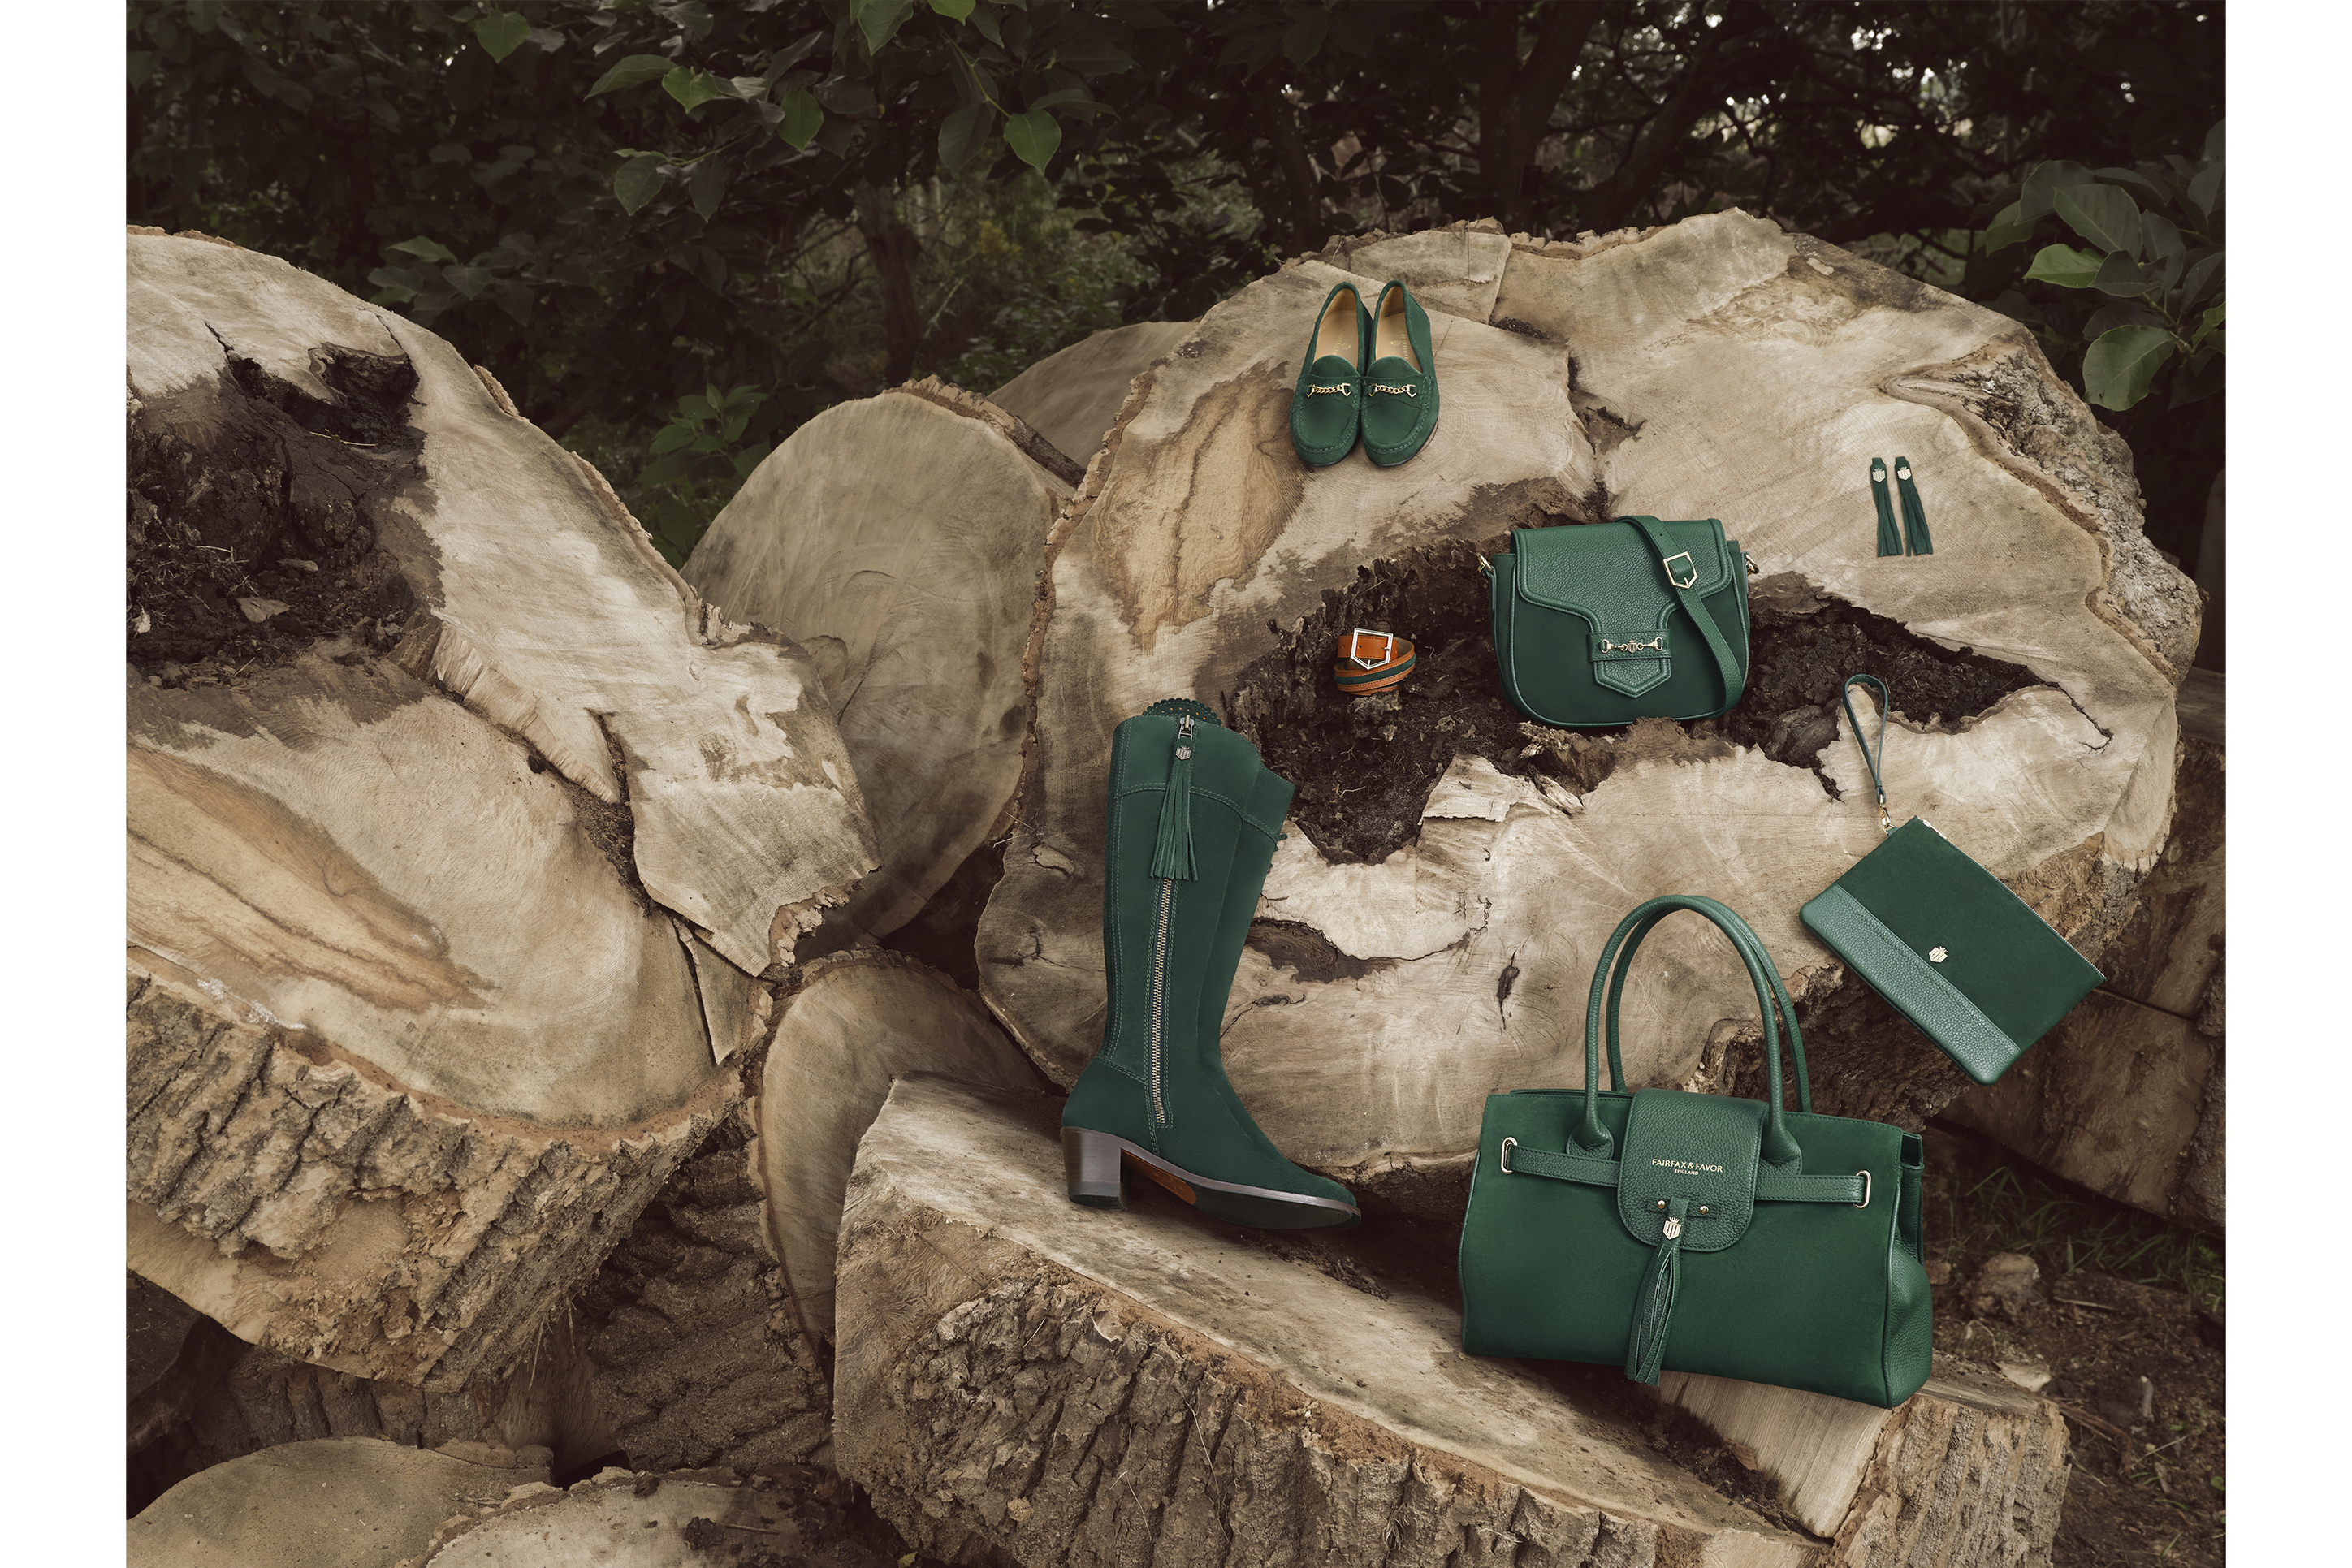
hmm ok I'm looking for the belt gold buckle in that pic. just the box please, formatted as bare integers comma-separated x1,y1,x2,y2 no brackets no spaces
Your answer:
1345,628,1397,669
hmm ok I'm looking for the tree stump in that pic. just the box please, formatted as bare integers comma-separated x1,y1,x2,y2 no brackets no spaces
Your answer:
1658,1367,2070,1561
975,214,2197,1214
750,951,1045,1343
1946,670,2224,1231
989,319,1196,471
835,1074,1818,1567
683,381,1076,940
127,232,876,1385
130,1436,547,1568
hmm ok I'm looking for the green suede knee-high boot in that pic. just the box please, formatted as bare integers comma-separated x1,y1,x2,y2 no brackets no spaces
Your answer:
1061,700,1360,1229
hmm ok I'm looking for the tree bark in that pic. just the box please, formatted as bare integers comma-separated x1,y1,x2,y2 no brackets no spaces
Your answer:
1475,2,1612,232
854,182,924,386
127,231,876,1385
835,1074,1817,1566
975,215,2197,1217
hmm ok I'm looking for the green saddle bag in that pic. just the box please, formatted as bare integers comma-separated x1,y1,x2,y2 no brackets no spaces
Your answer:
1487,516,1751,727
1456,895,1932,1409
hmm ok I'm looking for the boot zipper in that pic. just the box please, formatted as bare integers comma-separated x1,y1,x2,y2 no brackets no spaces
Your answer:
1148,715,1195,1127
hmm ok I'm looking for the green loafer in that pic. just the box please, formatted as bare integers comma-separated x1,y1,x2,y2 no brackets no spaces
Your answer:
1363,280,1438,467
1289,281,1369,468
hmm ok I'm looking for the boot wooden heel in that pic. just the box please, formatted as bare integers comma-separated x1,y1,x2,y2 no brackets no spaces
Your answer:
1063,1125,1127,1209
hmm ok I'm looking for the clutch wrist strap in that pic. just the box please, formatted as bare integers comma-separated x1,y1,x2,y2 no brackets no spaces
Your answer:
1840,673,1893,834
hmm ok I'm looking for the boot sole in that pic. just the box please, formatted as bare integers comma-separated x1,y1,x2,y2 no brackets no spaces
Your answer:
1062,1126,1360,1230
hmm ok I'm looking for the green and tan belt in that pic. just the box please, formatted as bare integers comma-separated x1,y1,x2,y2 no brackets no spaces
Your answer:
1335,628,1416,695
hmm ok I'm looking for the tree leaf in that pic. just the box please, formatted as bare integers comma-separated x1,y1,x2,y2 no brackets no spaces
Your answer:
2019,160,2091,222
1982,199,2031,253
689,153,729,220
1282,11,1329,65
128,50,158,87
664,67,728,111
969,4,1003,44
2186,162,2224,225
2023,244,2103,289
938,100,994,171
2202,119,2225,163
2055,183,2142,257
443,264,495,300
2084,300,2163,338
2141,210,2183,261
778,89,824,149
587,54,674,97
1003,108,1061,172
1025,85,1112,116
2082,325,2176,411
2179,250,2224,312
2091,250,2149,296
614,153,666,215
2090,166,2165,208
649,422,698,456
851,0,915,55
473,11,530,63
387,235,460,265
491,280,533,326
927,0,977,19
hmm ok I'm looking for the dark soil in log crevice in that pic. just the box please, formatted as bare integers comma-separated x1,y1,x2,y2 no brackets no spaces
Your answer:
128,345,427,686
1221,527,2047,866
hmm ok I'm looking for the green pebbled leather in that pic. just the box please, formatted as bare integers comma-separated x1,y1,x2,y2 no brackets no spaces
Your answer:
1061,705,1360,1229
1289,281,1369,467
1361,280,1438,466
1458,895,1932,1409
1490,518,1750,727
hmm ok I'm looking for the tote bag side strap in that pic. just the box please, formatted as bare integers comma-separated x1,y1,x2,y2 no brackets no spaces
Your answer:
1620,516,1746,710
1576,895,1807,1167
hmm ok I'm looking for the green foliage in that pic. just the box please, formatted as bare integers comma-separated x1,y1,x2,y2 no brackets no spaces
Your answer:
1971,120,2224,412
631,384,773,568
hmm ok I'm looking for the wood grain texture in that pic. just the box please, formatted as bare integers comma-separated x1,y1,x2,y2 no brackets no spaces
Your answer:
1316,224,1514,323
130,232,877,979
751,952,1044,1341
991,320,1197,469
684,383,1072,937
976,216,2194,1209
1946,726,2224,1231
131,1437,544,1568
833,1074,1813,1568
1659,1366,2070,1561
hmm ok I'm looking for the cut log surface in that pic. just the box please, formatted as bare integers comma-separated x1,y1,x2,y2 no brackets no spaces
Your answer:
834,1074,1813,1567
125,232,874,1383
130,1436,546,1568
976,213,2195,1212
400,1472,822,1568
685,381,1074,938
1948,685,2224,1232
752,951,1044,1342
1659,1366,2070,1562
990,319,1196,469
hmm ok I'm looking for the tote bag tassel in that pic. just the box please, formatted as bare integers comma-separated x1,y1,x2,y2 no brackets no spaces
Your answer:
1870,460,1904,557
1894,457,1933,556
1624,1197,1689,1385
1148,724,1199,881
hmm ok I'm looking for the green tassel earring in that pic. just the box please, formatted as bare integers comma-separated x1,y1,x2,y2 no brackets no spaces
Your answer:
1894,457,1933,555
1870,460,1903,557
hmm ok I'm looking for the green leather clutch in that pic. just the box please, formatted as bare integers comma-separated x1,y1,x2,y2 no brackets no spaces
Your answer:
1457,895,1931,1409
1799,676,2103,1086
1487,516,1750,728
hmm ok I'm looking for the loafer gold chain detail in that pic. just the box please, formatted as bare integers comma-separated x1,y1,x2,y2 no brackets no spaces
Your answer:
1371,382,1416,395
1307,382,1352,395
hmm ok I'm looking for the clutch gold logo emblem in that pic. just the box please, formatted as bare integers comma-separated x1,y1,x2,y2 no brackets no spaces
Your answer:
1929,946,1948,962
1650,1157,1725,1173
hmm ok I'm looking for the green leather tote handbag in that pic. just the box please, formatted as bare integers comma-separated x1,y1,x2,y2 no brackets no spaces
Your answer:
1487,516,1751,728
1457,895,1932,1409
1800,675,2103,1085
